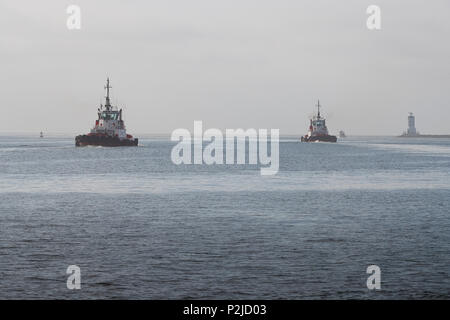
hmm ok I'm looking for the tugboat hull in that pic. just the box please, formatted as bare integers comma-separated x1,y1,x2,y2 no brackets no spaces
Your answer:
75,135,138,147
301,135,337,143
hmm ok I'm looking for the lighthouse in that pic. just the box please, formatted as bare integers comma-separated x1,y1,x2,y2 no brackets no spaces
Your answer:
407,112,417,136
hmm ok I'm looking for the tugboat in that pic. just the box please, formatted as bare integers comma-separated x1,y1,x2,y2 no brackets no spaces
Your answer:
75,78,138,147
40,131,44,138
301,100,337,143
339,130,346,138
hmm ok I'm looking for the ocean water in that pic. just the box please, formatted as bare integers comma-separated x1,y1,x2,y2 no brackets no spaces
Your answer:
1,135,450,299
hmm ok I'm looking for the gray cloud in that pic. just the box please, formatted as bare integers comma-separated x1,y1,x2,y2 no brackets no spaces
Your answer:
1,0,449,135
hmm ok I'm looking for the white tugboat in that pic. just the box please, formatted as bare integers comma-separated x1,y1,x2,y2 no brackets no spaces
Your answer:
301,100,337,143
75,78,138,147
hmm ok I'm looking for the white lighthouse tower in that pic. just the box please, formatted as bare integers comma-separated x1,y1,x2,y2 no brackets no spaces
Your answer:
406,112,418,136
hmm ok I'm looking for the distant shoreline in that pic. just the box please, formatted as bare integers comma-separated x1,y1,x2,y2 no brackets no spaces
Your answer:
399,134,450,138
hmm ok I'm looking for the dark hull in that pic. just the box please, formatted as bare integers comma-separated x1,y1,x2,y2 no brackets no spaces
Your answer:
75,135,138,147
301,135,337,143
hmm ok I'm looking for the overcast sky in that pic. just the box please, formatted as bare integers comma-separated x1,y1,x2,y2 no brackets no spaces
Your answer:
1,0,449,135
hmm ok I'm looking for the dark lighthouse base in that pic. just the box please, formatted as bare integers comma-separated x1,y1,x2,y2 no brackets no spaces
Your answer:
75,135,138,147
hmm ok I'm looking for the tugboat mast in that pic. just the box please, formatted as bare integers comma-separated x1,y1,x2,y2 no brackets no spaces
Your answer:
105,78,112,110
316,100,321,119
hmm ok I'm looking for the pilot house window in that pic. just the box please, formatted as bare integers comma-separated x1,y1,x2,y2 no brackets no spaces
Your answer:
101,112,119,120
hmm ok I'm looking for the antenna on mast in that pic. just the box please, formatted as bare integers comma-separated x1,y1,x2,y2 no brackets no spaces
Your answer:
316,100,321,119
105,77,112,109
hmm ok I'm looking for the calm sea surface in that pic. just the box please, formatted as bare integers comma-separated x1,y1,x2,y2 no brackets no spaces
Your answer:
1,135,450,299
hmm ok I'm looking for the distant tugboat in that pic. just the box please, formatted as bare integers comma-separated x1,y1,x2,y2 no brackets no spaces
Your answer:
301,100,337,143
75,78,138,147
40,131,44,138
339,130,346,138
